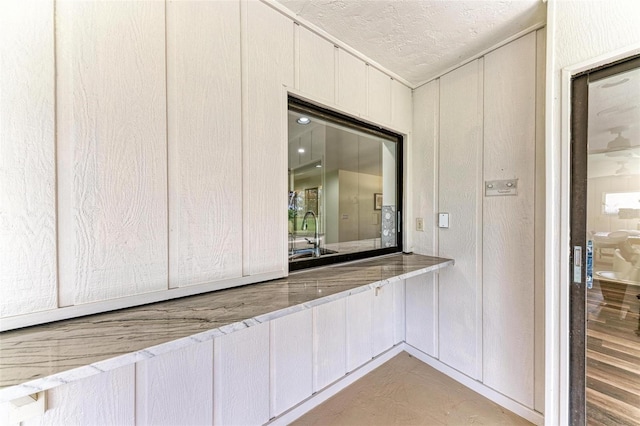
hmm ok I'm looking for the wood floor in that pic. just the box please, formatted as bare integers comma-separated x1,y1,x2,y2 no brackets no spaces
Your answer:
291,352,531,426
586,279,640,425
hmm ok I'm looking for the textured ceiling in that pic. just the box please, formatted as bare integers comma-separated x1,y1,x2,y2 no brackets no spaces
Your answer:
276,0,546,86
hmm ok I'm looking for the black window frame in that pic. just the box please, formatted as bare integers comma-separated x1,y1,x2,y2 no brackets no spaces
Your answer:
287,96,404,272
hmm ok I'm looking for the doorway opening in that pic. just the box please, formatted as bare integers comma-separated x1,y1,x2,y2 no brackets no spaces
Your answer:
570,55,640,425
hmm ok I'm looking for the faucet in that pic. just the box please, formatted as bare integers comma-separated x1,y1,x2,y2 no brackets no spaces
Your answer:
302,211,319,257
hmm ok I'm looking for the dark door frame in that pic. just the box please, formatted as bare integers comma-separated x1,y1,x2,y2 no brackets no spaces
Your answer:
569,54,640,425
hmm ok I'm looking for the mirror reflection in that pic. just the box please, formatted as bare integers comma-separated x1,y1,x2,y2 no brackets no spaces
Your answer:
288,105,399,266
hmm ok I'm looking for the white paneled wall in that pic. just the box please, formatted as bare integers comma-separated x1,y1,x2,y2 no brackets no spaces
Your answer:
0,0,413,326
367,65,392,125
56,0,168,305
409,31,545,414
482,32,536,407
298,27,335,104
0,1,57,317
167,0,243,288
243,0,294,277
337,49,367,115
437,59,484,380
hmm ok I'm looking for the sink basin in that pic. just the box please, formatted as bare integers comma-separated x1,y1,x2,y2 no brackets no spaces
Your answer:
289,247,338,261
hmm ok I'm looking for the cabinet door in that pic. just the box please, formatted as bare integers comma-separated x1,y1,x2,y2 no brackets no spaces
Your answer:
372,284,394,355
0,0,57,317
346,290,373,372
243,0,294,276
136,342,214,425
167,0,242,288
299,27,335,103
482,32,536,407
57,1,167,305
214,324,269,425
438,59,483,380
271,310,313,417
313,298,347,392
17,366,134,426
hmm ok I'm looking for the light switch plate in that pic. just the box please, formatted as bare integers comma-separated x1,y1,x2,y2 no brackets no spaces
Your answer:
416,217,424,232
438,213,449,228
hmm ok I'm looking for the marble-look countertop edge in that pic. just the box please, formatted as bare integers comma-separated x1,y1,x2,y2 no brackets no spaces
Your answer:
0,257,453,403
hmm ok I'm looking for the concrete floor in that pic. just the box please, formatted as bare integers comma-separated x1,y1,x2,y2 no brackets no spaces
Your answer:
292,352,532,425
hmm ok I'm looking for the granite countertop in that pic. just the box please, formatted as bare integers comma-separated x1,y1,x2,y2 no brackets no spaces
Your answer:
0,253,453,402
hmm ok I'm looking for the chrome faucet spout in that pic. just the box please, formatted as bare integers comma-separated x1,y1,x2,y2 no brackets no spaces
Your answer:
301,211,319,256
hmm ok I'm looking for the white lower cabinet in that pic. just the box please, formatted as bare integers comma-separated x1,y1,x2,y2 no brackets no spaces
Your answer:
313,298,347,392
213,323,270,426
372,284,395,355
136,342,214,425
346,290,374,372
270,310,313,418
18,366,135,426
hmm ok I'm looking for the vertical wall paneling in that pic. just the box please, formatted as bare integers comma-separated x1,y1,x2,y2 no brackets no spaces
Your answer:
0,1,57,317
136,342,214,425
438,59,483,379
214,323,270,426
167,1,242,288
391,79,412,133
313,298,347,392
337,49,367,116
21,366,134,425
534,27,546,414
298,27,335,104
392,279,406,344
482,33,536,407
243,0,294,276
346,290,373,372
405,274,438,356
367,66,392,124
372,284,394,355
411,80,439,256
270,309,313,417
57,1,168,305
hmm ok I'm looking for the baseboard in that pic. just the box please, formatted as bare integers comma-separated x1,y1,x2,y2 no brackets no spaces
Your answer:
403,343,544,426
267,344,405,426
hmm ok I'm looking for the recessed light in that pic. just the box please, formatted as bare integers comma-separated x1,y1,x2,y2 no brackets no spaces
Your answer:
298,148,305,153
316,164,322,168
297,117,311,125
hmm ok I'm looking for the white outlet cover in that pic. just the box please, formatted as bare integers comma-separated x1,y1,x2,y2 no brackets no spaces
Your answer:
438,213,449,228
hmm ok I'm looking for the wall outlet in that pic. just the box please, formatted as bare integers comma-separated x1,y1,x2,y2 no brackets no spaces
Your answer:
416,217,424,232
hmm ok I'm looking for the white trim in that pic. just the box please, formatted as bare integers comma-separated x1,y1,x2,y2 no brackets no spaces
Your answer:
0,271,284,332
413,22,546,89
405,344,544,426
260,0,413,89
267,344,405,426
